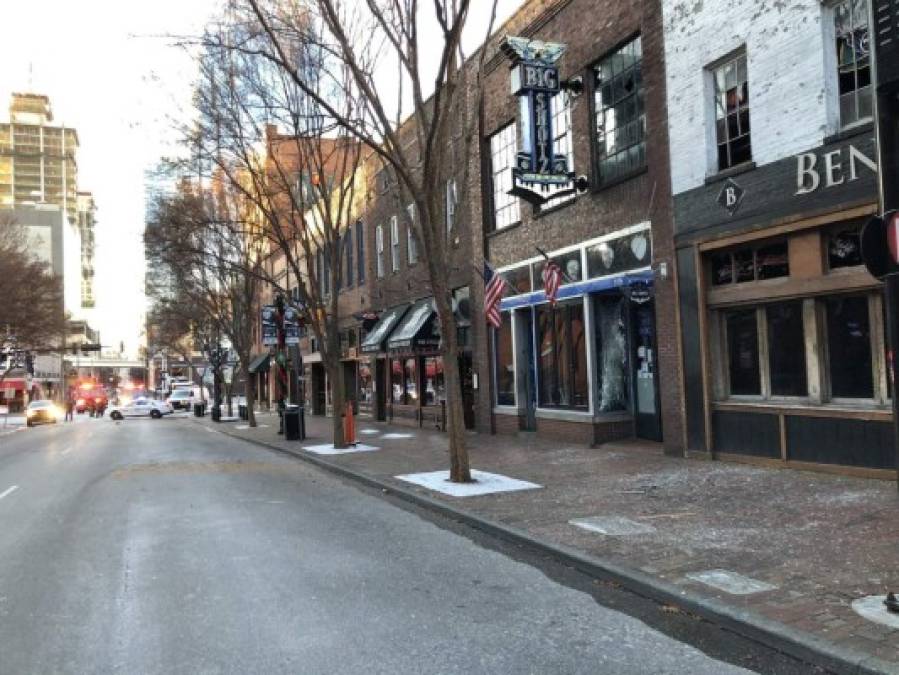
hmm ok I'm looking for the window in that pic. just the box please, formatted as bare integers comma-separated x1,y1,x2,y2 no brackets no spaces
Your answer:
502,266,532,295
766,302,807,396
542,92,574,209
423,356,444,405
586,231,652,278
826,295,873,398
536,300,588,409
712,52,751,170
725,309,761,395
390,215,400,272
494,312,515,406
406,204,418,264
833,0,872,127
533,250,583,286
711,241,788,285
595,295,628,412
489,123,520,229
828,222,864,270
445,179,457,238
376,224,385,278
594,35,645,186
345,231,354,288
390,358,403,403
404,358,417,403
359,363,373,409
356,220,365,283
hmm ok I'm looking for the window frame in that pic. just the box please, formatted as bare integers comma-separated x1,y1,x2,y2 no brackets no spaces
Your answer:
591,34,647,189
375,224,385,278
488,122,521,231
829,0,873,130
709,50,752,173
390,215,400,272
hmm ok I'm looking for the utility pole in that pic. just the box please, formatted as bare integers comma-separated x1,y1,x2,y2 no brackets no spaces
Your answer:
276,294,287,434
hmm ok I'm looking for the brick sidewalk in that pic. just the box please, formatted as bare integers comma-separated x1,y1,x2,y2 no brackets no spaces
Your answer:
203,411,899,672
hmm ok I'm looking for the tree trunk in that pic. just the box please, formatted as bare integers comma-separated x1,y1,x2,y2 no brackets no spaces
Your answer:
244,363,257,427
225,380,233,417
433,283,471,483
327,359,346,449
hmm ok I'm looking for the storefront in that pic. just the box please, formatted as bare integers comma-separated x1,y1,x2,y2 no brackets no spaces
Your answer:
385,297,446,429
360,304,410,422
492,224,662,445
675,130,892,473
247,352,270,408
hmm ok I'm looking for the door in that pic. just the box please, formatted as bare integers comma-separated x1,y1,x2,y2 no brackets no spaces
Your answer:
375,358,387,421
311,364,326,415
631,301,663,441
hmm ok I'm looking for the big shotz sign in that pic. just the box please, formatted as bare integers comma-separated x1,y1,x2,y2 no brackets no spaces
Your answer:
502,36,575,205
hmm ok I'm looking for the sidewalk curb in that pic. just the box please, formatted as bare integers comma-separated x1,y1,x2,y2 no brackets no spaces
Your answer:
209,422,896,675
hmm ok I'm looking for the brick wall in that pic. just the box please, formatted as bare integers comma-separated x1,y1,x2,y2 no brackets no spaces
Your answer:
477,0,685,453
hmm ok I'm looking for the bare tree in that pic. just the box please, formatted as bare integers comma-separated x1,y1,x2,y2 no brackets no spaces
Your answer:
183,10,368,447
0,213,66,386
145,178,264,426
209,0,499,480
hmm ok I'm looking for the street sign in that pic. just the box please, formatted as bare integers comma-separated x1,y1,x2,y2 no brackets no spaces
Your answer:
860,210,899,279
261,305,278,346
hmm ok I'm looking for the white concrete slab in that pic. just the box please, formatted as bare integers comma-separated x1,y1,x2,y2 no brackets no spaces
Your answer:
359,428,380,435
569,516,657,536
686,570,777,595
234,424,270,430
851,595,899,629
302,443,380,455
381,432,414,439
395,470,542,497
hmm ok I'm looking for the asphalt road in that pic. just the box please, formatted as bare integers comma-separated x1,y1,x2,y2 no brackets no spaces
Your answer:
0,416,774,674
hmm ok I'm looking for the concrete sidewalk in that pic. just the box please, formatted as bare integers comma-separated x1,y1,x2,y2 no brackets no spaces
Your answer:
199,411,899,674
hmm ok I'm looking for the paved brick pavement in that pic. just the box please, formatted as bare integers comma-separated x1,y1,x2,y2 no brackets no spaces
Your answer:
200,410,899,672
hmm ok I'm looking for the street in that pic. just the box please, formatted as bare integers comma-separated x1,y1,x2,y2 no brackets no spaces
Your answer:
0,417,802,675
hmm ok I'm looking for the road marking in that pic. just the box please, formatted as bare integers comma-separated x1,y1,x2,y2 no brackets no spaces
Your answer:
0,485,19,500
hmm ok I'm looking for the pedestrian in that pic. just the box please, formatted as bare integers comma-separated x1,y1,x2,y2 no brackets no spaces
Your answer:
65,394,74,422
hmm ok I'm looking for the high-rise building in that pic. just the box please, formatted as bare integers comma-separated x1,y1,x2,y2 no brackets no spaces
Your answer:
0,93,78,219
76,191,96,310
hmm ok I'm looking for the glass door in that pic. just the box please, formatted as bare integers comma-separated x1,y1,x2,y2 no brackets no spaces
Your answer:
631,301,662,441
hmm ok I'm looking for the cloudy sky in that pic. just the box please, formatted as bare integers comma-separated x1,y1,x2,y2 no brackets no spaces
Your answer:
0,0,520,358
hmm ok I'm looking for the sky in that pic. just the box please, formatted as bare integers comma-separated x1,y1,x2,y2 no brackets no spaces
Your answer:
0,0,521,359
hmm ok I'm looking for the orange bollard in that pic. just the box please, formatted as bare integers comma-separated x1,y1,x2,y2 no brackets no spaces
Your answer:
344,400,356,446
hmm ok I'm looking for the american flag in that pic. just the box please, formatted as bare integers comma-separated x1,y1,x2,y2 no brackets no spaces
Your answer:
542,259,563,306
484,262,507,329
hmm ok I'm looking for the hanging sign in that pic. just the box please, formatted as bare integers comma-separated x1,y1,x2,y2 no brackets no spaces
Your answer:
625,281,653,304
283,307,301,346
261,305,278,346
502,36,575,205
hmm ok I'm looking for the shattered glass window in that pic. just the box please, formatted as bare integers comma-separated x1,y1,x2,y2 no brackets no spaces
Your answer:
713,52,751,170
828,224,863,269
834,0,872,127
595,295,628,412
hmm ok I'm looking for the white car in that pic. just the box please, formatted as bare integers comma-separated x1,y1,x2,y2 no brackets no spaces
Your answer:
166,388,194,410
108,397,173,420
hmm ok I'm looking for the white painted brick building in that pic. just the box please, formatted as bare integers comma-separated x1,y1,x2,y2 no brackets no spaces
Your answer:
662,0,862,194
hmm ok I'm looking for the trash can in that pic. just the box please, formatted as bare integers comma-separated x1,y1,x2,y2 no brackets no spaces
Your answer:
284,405,302,440
194,402,205,417
239,404,248,420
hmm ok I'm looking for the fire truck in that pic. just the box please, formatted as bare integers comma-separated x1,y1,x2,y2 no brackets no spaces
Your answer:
73,379,108,415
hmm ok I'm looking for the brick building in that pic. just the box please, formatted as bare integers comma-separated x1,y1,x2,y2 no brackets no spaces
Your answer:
477,0,684,450
664,0,892,473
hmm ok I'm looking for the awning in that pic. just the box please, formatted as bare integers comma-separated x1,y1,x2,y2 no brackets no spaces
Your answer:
388,298,439,351
361,304,409,353
0,378,28,390
248,353,271,373
499,269,654,310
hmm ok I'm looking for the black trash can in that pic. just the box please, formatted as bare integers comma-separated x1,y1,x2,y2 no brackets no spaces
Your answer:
284,405,302,440
239,404,248,420
194,402,205,417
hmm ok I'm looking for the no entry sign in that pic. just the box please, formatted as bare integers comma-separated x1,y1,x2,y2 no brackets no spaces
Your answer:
862,210,899,280
889,212,899,265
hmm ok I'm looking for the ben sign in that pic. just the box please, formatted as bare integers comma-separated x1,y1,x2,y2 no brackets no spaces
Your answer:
502,36,575,205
